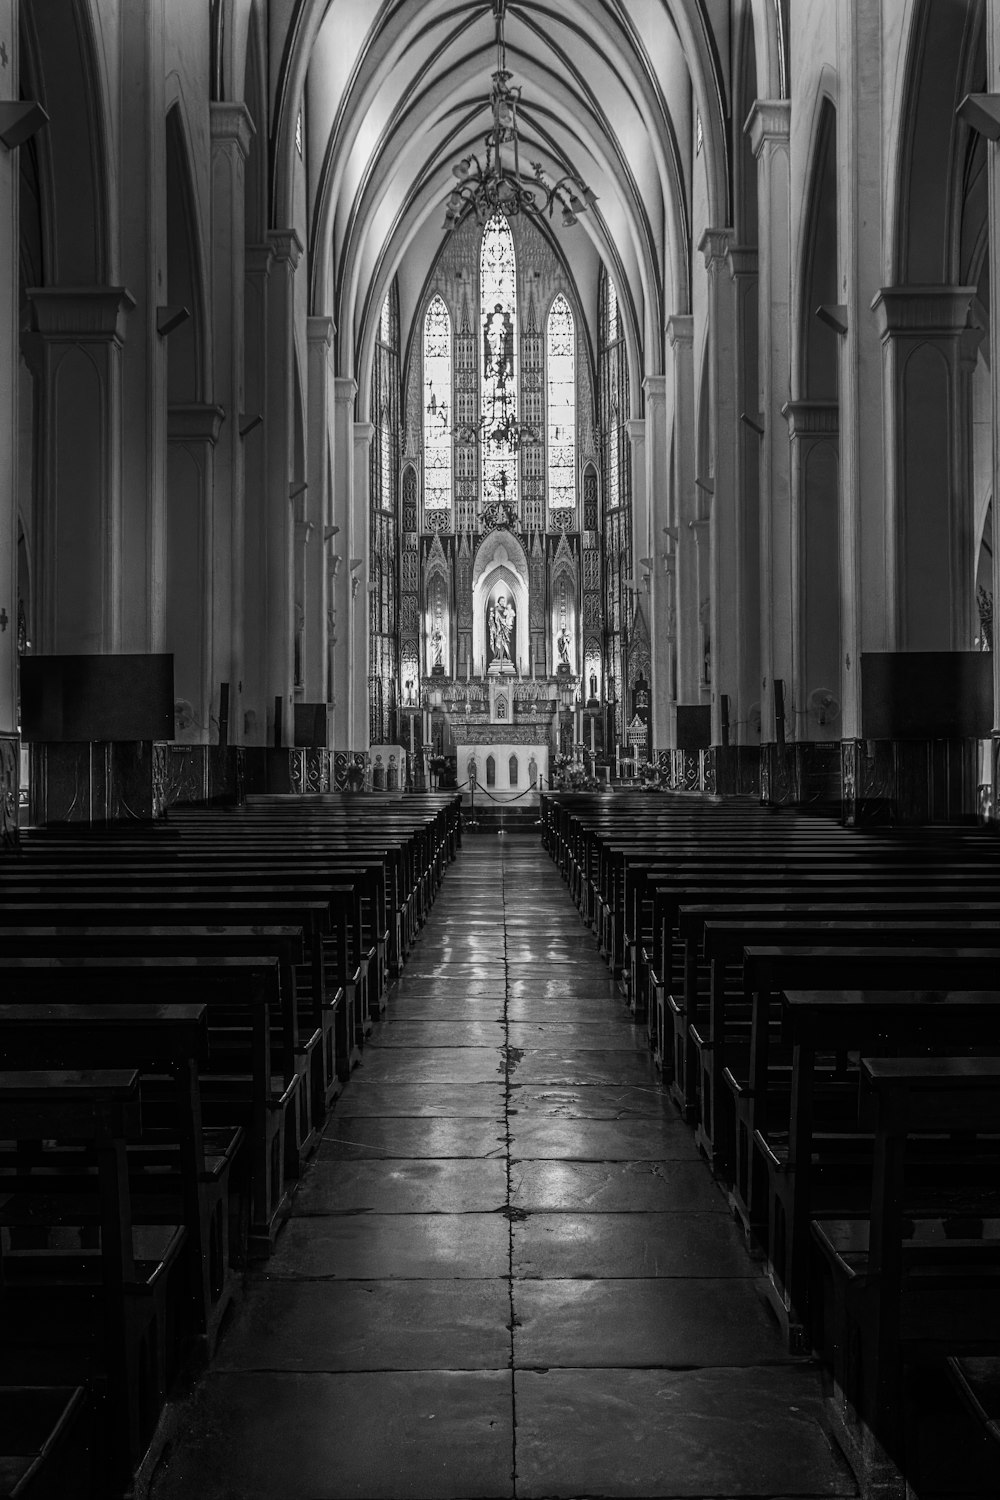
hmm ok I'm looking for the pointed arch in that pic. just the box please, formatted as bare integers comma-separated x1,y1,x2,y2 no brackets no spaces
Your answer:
481,213,519,511
547,292,576,516
423,293,453,514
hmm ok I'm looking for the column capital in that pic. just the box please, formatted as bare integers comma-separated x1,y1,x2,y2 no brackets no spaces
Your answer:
307,314,336,347
246,242,274,278
267,228,304,271
334,377,358,408
354,421,376,449
781,399,839,440
746,99,791,157
626,417,645,446
209,101,255,158
698,227,733,268
727,244,758,280
666,313,694,349
643,374,667,406
167,402,226,444
26,286,135,342
871,285,978,338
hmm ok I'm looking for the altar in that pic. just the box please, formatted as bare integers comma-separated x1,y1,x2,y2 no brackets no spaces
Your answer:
456,738,548,802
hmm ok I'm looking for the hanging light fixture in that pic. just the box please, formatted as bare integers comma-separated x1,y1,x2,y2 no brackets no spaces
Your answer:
444,1,598,232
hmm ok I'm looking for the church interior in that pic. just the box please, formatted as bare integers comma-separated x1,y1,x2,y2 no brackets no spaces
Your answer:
2,1,1000,1497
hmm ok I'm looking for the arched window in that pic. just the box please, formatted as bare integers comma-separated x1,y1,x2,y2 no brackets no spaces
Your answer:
547,293,575,513
423,295,452,511
369,282,401,744
481,213,518,511
599,267,631,747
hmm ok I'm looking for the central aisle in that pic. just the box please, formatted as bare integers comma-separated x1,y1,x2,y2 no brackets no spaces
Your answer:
150,834,855,1500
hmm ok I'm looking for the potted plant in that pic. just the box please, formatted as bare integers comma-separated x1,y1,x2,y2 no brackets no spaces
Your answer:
346,762,365,793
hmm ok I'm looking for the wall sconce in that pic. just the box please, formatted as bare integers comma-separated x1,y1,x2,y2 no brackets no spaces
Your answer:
156,305,190,337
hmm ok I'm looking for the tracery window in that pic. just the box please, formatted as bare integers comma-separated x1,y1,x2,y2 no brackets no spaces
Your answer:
599,267,632,747
370,282,400,743
480,213,518,511
423,295,452,511
546,293,575,513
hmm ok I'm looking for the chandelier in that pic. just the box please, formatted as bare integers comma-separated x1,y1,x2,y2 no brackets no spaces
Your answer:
444,1,597,232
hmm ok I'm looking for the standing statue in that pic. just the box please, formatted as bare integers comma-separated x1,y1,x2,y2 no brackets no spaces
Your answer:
556,625,571,669
430,623,444,669
489,592,515,665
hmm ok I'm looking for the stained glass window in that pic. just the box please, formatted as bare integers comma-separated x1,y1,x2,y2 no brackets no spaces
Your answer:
599,266,632,748
480,213,518,511
369,279,400,743
423,295,452,510
547,294,575,512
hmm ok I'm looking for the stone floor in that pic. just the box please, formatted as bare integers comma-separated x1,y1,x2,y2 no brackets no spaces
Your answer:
148,833,856,1500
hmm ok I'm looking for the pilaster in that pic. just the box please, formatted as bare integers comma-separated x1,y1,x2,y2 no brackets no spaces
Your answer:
241,241,273,743
989,15,1000,749
166,403,226,743
666,313,699,719
871,286,978,652
643,375,669,750
351,421,375,751
783,400,841,742
747,99,792,741
263,228,304,746
210,101,254,743
329,377,357,751
727,243,761,744
305,315,334,705
25,287,135,656
700,227,740,746
0,0,18,761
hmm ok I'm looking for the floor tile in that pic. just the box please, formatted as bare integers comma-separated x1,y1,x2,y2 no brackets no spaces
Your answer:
328,1083,506,1117
512,1278,791,1368
216,1278,511,1372
514,1366,855,1497
267,1212,509,1279
509,1159,727,1213
150,1370,514,1499
319,1117,507,1160
512,1212,756,1278
352,1048,504,1084
509,1116,699,1161
293,1158,509,1213
507,1082,674,1118
367,1020,506,1049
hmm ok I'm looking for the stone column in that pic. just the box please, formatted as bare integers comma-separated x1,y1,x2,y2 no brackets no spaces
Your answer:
0,0,18,835
120,0,165,657
728,243,761,743
988,17,1000,767
783,400,840,740
700,229,740,746
25,288,134,654
241,241,272,744
838,0,886,741
305,316,334,705
264,229,303,747
351,422,375,752
209,102,253,741
329,378,357,752
166,403,225,743
748,100,792,741
666,314,700,716
644,374,670,751
871,287,978,652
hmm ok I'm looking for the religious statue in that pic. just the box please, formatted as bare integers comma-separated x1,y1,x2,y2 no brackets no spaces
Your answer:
489,592,515,665
430,623,444,669
556,626,571,669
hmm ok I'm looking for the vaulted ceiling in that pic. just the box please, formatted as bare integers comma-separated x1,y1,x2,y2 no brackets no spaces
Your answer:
273,0,742,396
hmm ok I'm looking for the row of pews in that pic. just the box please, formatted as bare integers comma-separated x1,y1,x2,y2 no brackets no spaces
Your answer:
0,792,461,1499
541,789,1000,1496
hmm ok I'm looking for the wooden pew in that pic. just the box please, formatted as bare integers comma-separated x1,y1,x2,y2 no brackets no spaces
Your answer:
0,1385,91,1500
0,1070,184,1497
0,1001,233,1355
810,1056,1000,1496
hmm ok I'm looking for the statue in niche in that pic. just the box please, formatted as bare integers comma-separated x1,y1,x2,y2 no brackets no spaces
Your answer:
590,671,598,702
489,592,515,666
430,623,444,671
556,626,571,669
